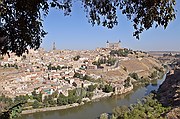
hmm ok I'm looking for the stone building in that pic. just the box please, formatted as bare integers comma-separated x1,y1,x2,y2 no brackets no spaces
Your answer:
106,40,121,49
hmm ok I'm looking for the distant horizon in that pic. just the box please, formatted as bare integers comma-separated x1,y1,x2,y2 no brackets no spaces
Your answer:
39,46,180,52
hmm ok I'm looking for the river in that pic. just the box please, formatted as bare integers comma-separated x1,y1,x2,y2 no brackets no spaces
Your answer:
19,74,166,119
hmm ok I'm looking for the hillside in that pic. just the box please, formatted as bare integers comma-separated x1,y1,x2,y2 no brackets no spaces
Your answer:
87,52,164,85
120,57,162,78
157,69,180,118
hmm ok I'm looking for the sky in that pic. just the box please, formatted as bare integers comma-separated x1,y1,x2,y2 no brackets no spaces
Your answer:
41,1,180,51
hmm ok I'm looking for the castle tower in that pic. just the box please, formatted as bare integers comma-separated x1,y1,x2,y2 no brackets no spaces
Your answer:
53,42,56,50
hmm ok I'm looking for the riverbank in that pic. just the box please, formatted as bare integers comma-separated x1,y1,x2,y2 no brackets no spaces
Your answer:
19,74,167,119
22,91,114,114
22,86,134,114
21,73,163,115
22,103,80,114
21,69,164,115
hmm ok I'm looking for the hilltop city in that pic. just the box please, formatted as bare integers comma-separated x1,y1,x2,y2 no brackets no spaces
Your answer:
0,41,165,113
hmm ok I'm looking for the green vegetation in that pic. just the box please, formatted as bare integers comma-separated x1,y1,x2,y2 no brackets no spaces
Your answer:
73,55,81,61
0,87,93,115
2,63,18,69
32,91,42,102
100,113,108,119
74,73,102,83
92,61,101,68
110,49,130,57
73,72,84,79
86,92,94,100
57,87,93,106
124,77,131,88
32,100,40,109
129,72,139,81
103,84,113,93
0,0,176,55
154,66,164,73
0,103,24,119
106,57,116,66
0,95,25,119
74,73,95,82
111,93,171,119
0,94,13,112
129,67,165,86
149,67,164,80
87,84,97,92
112,105,129,118
57,94,69,106
47,64,62,70
149,71,158,79
92,57,117,68
47,64,72,71
43,92,58,107
14,95,29,105
138,77,151,86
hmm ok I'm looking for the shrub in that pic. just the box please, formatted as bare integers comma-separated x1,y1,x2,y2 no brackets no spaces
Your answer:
129,73,139,80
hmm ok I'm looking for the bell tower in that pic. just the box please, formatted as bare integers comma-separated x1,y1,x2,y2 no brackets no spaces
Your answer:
118,40,121,49
53,42,56,50
106,40,109,48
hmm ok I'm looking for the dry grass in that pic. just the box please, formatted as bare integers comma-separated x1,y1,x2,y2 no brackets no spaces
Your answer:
120,59,149,72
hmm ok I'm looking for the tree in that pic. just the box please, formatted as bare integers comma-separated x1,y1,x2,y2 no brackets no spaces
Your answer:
73,55,80,61
43,95,56,107
32,91,42,102
99,113,108,119
103,84,113,93
124,77,131,88
0,102,24,119
57,94,68,106
110,94,171,119
129,72,139,80
14,95,28,104
110,49,129,57
73,72,84,79
106,57,116,66
87,84,96,92
0,0,176,56
149,71,158,79
86,92,93,99
112,105,129,118
32,100,40,109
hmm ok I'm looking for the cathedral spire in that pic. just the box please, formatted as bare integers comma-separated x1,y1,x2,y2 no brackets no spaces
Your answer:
53,42,56,50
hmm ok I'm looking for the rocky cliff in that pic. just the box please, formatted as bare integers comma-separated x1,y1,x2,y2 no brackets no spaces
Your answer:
157,69,180,119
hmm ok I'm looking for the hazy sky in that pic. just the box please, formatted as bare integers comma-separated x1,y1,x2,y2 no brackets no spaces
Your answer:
41,1,180,51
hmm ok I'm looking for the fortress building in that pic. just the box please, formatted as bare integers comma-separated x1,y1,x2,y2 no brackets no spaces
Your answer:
106,40,121,49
